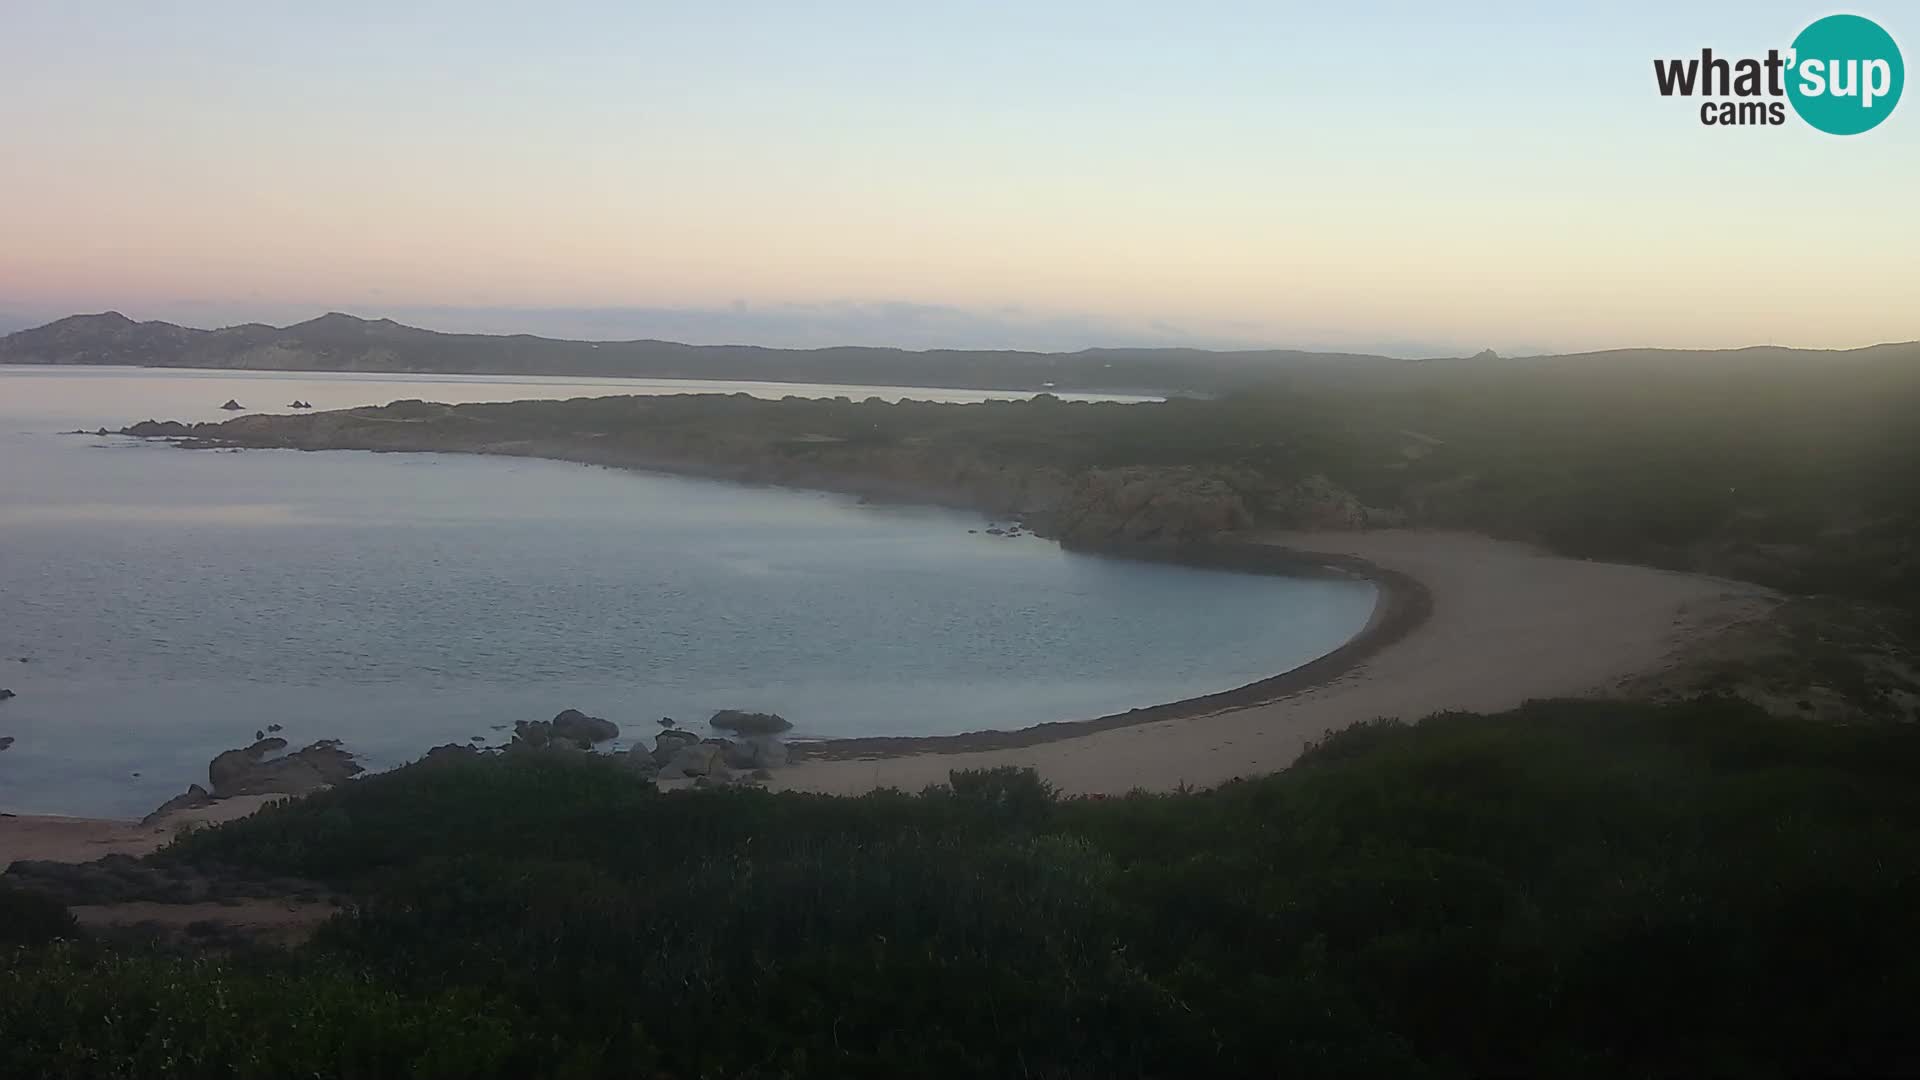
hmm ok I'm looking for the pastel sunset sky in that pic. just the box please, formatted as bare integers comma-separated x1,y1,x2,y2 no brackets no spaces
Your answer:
2,1,1913,353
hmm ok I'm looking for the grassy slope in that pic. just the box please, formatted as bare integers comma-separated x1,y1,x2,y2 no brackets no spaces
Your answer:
8,697,1920,1077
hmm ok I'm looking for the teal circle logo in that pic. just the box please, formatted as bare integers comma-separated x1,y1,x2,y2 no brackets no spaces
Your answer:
1787,14,1904,134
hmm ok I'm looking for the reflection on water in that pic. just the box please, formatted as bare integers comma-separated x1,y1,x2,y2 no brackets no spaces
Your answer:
0,502,303,526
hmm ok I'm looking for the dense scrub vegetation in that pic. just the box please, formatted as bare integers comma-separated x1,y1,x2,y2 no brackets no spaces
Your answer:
8,697,1920,1077
186,342,1920,607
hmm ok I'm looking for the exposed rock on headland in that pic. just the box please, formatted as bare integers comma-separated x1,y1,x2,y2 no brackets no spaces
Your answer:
649,728,700,762
1050,467,1253,546
207,737,361,798
140,784,213,824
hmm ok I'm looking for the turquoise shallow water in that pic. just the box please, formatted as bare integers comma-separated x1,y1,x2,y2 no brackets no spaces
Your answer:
0,367,1374,818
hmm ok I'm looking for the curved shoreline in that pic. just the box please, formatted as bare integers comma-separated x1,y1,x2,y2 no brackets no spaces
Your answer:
93,428,1777,799
113,422,1434,762
772,530,1780,796
793,541,1432,760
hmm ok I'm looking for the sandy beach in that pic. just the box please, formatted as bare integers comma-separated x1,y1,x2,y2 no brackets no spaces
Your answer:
769,529,1779,796
1,529,1778,860
0,795,282,865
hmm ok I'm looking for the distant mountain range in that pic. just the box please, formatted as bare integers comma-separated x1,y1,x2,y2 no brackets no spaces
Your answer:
2,311,1913,396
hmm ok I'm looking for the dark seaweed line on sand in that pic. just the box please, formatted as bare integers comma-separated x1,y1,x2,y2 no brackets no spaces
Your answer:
790,540,1433,760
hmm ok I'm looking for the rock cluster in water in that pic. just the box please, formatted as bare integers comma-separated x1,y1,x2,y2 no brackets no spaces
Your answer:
510,708,621,750
132,705,799,824
709,709,793,735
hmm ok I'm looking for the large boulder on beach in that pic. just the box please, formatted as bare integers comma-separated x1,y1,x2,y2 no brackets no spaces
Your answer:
710,709,793,735
721,737,789,771
208,737,361,798
651,729,701,764
219,399,245,411
660,741,729,780
140,784,213,824
550,708,619,745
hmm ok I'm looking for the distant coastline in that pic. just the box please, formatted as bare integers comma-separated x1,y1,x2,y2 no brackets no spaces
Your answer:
0,310,1406,398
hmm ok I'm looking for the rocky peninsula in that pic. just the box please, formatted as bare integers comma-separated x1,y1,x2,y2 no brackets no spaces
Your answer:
118,394,1403,554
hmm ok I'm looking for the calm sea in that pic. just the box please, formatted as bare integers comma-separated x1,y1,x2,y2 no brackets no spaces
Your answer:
0,366,1374,817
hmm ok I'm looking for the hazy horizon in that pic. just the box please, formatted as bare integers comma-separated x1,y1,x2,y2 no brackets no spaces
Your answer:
4,1,1914,354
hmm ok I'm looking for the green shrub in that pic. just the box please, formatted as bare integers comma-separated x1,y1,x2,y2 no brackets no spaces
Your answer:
24,697,1920,1076
0,944,514,1079
0,885,79,945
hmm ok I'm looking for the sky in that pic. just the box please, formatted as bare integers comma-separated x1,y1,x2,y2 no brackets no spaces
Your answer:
1,1,1914,354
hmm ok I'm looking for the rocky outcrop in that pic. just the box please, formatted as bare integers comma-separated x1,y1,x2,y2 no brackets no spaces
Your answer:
140,784,213,824
219,399,244,411
0,688,13,700
510,710,619,751
550,708,619,745
1048,467,1253,548
658,741,730,780
120,420,199,438
1258,474,1407,530
0,736,13,753
721,737,789,771
508,720,567,751
710,709,792,735
650,729,701,763
419,743,482,768
207,738,361,798
1265,474,1369,529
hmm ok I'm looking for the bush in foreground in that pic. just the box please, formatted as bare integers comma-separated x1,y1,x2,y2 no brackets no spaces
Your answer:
6,696,1919,1077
